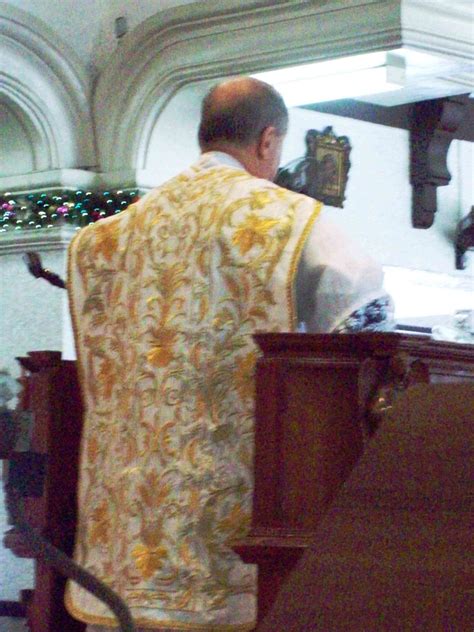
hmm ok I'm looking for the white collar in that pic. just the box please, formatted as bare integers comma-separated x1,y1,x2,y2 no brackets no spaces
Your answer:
200,151,246,171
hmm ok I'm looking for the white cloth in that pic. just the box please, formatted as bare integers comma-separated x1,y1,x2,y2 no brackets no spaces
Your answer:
296,214,387,332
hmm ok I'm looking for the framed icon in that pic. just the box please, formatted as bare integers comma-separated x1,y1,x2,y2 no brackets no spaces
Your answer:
276,126,351,208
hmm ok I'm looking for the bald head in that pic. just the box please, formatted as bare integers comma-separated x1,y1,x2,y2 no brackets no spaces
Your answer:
198,77,288,151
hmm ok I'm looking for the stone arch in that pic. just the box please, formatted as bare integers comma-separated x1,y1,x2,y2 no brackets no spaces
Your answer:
93,0,403,180
0,4,95,181
94,0,473,185
0,79,57,174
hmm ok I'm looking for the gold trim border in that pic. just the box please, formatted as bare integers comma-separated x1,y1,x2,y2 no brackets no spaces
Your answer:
65,586,256,631
67,223,90,409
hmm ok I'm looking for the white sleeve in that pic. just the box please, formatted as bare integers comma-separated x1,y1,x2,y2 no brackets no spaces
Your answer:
295,212,389,333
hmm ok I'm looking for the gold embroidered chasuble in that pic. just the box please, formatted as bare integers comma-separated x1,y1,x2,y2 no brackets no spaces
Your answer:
66,156,321,630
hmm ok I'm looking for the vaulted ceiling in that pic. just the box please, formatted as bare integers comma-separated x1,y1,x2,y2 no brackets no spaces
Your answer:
1,0,201,73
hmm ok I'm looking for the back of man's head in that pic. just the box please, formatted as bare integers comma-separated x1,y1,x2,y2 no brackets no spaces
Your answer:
198,77,288,151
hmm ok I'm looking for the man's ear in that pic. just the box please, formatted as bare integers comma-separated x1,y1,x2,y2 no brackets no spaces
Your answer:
257,126,278,159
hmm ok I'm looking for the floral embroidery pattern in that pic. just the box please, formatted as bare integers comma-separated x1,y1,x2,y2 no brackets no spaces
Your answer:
67,159,321,628
132,544,168,580
232,213,281,255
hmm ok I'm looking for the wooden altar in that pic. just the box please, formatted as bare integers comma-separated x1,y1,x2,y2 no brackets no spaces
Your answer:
3,352,85,632
256,380,474,631
3,333,474,630
233,333,474,621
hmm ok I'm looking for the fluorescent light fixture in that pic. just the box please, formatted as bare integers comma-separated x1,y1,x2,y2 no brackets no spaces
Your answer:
252,49,474,106
252,52,402,106
266,66,400,106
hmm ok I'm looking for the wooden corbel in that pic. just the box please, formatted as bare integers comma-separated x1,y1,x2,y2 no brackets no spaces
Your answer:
455,206,474,270
410,96,467,229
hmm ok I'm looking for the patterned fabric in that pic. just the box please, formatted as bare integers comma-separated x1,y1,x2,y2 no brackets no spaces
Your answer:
66,156,321,630
87,627,188,632
333,296,395,333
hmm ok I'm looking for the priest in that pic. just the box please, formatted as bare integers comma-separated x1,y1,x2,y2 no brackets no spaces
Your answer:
66,77,392,631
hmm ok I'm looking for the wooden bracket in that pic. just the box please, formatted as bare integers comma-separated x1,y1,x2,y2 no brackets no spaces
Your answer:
410,96,467,229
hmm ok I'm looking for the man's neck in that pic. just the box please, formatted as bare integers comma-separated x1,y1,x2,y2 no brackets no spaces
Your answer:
203,142,260,178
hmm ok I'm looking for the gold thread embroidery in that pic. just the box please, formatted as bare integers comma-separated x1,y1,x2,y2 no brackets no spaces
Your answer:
67,160,318,627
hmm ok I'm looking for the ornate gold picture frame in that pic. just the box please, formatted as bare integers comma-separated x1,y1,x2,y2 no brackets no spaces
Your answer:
276,126,352,208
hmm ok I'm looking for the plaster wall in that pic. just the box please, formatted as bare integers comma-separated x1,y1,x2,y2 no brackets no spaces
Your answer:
0,233,75,379
145,84,203,185
144,84,473,325
283,107,473,274
282,107,473,323
146,83,473,275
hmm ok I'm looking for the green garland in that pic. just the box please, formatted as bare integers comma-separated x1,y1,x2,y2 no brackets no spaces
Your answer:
0,189,139,233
